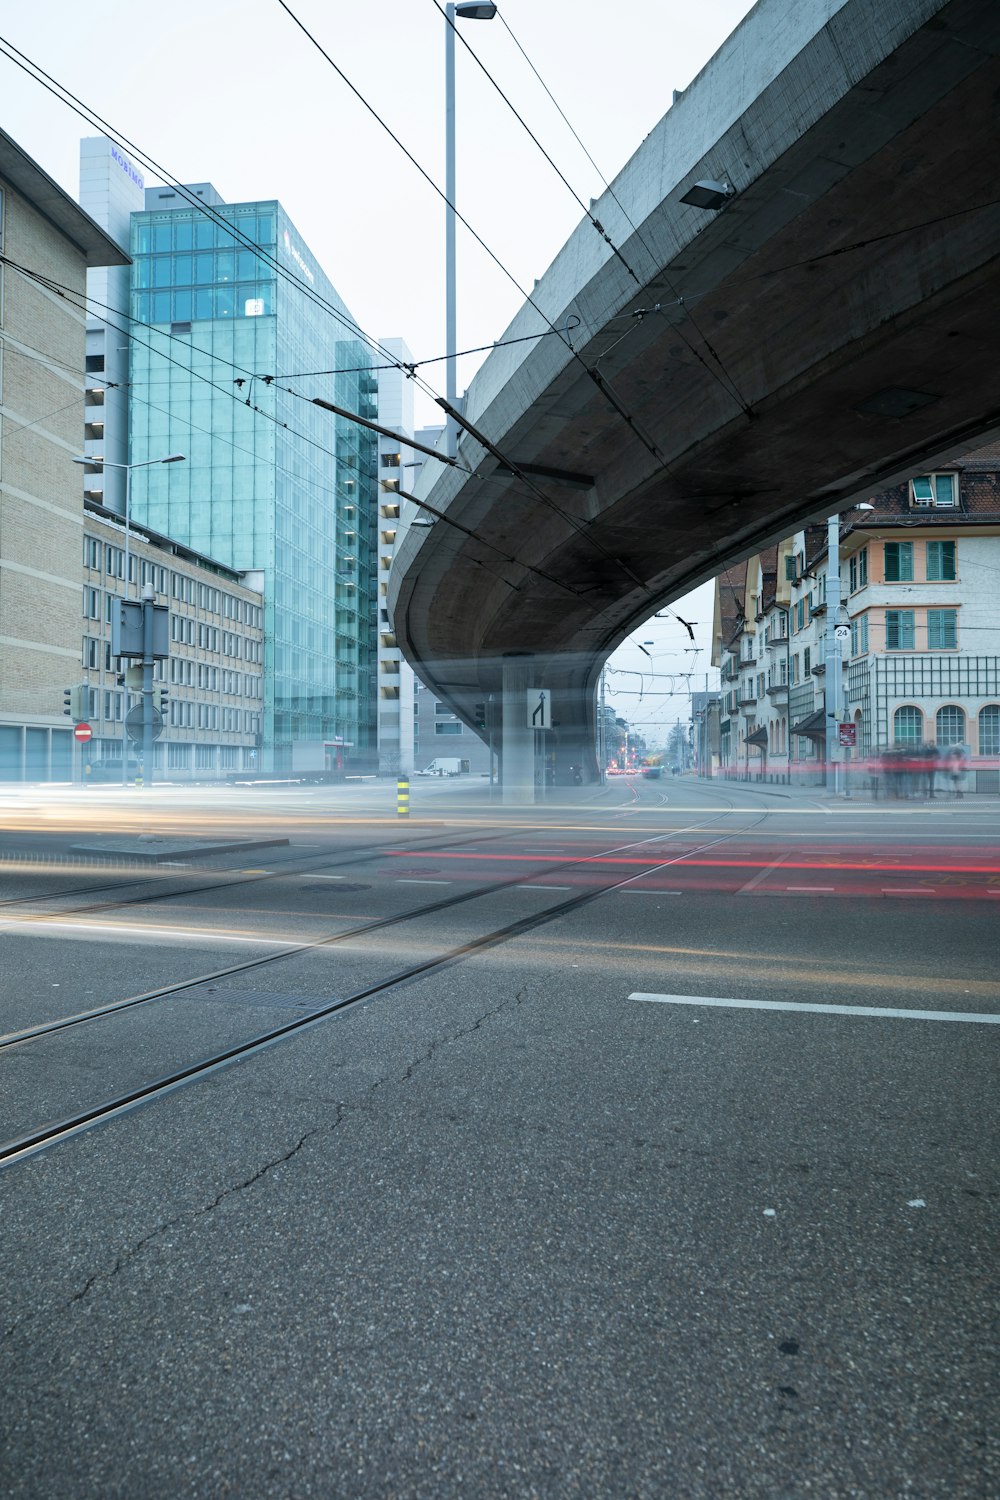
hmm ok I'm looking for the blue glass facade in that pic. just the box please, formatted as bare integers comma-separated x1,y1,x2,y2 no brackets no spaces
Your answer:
128,200,377,769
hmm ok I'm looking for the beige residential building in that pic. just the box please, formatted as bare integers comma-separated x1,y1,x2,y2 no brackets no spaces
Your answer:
82,503,263,780
0,127,127,780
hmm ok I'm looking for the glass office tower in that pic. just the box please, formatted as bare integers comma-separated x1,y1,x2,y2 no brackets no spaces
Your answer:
128,194,377,770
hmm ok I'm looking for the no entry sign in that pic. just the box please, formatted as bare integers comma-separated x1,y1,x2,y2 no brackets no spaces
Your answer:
73,722,93,743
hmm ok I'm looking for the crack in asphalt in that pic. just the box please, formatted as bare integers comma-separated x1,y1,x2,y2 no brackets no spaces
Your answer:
30,984,532,1319
63,1119,334,1310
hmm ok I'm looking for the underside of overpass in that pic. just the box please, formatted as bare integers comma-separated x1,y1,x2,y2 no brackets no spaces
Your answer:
390,0,1000,792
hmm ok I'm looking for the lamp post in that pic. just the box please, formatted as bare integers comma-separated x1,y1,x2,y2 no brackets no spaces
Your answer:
73,453,185,784
445,1,497,459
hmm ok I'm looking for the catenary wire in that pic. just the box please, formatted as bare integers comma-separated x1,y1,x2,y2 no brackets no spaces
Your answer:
0,35,435,397
441,0,754,420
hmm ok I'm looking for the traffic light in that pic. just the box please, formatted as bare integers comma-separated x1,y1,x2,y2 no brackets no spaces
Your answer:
63,687,73,717
474,701,487,730
157,688,168,716
64,684,87,718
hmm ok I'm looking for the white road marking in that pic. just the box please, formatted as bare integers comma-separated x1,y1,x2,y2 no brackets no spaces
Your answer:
737,853,790,894
629,993,1000,1024
397,878,452,885
786,885,835,892
881,888,932,894
516,884,571,891
306,874,347,880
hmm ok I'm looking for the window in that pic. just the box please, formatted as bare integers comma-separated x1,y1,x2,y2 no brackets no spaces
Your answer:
884,543,913,582
435,722,462,735
850,617,869,657
168,744,190,770
925,541,956,581
83,587,100,620
803,646,811,676
84,637,101,670
885,610,915,650
381,452,401,468
83,537,100,569
848,548,868,593
979,706,1000,757
910,473,957,508
893,706,922,746
927,609,957,649
936,705,965,748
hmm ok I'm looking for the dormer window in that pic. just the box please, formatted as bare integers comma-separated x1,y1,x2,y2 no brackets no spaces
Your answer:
909,473,957,508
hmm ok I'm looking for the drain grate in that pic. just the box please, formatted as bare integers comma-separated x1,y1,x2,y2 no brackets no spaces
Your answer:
187,986,332,1012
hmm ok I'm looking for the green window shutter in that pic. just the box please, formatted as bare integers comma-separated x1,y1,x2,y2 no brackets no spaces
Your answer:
928,610,957,649
926,540,956,581
884,542,914,582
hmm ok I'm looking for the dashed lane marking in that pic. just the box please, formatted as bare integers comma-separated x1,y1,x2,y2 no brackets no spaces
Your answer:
629,993,1000,1024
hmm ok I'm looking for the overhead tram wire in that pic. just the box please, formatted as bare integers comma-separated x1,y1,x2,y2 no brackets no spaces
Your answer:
0,36,433,401
5,259,575,590
437,0,754,423
273,1,670,505
0,29,714,595
0,254,363,475
4,30,652,598
266,319,581,382
430,0,642,290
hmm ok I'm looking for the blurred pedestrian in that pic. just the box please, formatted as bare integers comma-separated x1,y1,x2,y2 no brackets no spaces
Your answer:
946,744,967,798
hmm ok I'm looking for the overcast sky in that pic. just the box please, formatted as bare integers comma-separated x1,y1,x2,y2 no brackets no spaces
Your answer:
0,0,757,733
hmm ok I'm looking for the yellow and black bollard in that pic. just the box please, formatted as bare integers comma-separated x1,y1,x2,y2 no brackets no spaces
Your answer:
396,776,410,819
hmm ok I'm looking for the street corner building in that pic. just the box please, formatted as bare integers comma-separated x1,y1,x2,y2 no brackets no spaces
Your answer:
0,127,127,780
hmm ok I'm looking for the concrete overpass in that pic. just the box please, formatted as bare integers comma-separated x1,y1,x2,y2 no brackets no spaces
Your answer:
389,0,1000,798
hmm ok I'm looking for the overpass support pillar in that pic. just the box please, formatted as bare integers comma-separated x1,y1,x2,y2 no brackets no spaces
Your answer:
501,654,536,806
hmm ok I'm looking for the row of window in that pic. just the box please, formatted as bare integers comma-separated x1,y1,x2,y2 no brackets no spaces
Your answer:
894,704,998,752
136,250,272,289
134,287,273,325
92,741,256,772
84,553,262,630
134,213,276,257
169,572,261,626
848,540,957,590
168,702,261,733
168,658,261,697
168,615,261,660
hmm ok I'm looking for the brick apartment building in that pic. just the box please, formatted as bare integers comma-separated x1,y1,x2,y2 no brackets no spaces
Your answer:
0,128,126,780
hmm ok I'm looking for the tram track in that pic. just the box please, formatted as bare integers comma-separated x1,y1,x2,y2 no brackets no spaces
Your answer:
0,821,562,923
0,792,766,1168
0,797,753,1051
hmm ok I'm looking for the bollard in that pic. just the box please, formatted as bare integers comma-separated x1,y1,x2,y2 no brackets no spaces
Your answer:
397,776,410,818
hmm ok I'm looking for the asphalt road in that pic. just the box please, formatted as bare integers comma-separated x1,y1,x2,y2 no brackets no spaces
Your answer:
0,778,997,1497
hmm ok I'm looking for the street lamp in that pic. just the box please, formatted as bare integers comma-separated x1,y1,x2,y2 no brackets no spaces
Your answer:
73,453,185,783
445,0,497,458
